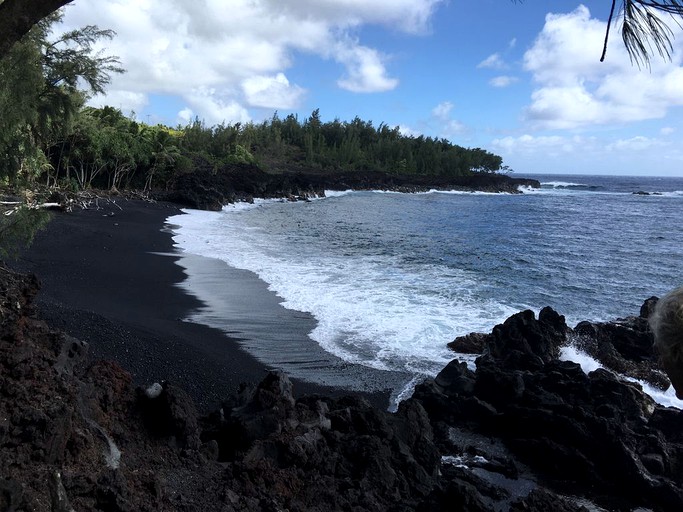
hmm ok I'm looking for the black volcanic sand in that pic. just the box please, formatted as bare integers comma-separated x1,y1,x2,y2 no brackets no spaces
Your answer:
13,199,392,412
174,251,415,405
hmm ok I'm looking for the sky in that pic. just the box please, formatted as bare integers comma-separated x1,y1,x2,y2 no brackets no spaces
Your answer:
57,0,683,176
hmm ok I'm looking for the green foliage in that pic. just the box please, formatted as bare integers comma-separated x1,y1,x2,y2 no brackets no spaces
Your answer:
227,110,503,177
0,8,504,194
0,207,51,260
0,30,45,182
165,109,502,178
0,10,122,185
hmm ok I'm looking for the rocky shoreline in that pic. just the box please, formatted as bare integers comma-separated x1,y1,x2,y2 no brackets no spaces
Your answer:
2,256,682,511
156,163,540,210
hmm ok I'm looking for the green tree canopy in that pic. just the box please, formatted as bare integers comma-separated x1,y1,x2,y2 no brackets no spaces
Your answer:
0,10,122,185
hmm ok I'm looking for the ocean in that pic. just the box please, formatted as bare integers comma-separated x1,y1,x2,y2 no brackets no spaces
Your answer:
167,174,683,409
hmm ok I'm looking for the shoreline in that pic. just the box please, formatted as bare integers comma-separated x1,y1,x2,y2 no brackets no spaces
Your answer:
5,195,683,511
174,248,417,408
13,198,391,411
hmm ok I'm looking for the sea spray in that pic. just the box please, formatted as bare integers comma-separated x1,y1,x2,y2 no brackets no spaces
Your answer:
169,174,683,402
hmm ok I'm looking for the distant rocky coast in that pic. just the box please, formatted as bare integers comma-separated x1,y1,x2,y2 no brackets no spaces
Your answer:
2,251,682,510
158,163,540,210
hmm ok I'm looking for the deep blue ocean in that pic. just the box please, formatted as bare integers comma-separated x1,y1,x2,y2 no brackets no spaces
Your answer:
168,174,683,407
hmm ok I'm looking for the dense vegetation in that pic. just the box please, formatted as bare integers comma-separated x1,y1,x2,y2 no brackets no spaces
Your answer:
5,101,506,194
174,110,505,179
0,11,505,195
0,10,122,189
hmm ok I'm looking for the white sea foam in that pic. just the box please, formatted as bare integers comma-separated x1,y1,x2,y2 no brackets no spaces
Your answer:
649,190,683,198
324,189,354,198
520,184,628,197
169,203,520,378
341,188,503,196
517,185,541,194
542,181,588,188
625,377,683,410
559,345,603,374
425,188,504,196
560,344,683,410
518,184,580,195
441,454,490,468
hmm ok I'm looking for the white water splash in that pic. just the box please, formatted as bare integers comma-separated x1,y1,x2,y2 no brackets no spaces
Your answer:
560,344,683,410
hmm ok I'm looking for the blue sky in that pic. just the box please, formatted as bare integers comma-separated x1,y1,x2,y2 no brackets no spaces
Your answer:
59,1,683,176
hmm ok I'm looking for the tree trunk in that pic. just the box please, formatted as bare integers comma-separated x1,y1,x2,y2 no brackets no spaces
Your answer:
0,0,73,59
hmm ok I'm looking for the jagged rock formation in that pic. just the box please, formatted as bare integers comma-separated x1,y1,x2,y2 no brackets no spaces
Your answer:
449,298,670,391
3,263,682,511
0,264,439,511
571,296,669,390
417,306,683,511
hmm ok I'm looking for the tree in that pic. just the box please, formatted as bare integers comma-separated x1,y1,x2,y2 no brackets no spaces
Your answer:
143,127,180,191
0,0,73,58
0,11,122,185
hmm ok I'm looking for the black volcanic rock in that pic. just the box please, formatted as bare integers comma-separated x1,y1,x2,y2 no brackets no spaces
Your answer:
158,161,540,210
447,307,568,367
571,296,669,390
447,332,488,354
1,264,446,511
199,371,441,509
415,307,683,512
5,260,683,511
485,306,568,368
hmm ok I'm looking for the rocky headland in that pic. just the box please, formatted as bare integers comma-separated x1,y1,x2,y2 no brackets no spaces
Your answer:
156,161,540,211
3,254,682,511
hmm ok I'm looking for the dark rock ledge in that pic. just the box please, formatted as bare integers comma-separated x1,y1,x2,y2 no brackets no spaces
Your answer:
2,264,682,511
156,163,540,211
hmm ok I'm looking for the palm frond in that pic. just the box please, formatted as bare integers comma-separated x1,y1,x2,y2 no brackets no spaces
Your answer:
615,1,683,67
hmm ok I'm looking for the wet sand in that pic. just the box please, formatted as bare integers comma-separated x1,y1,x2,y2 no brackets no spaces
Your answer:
14,199,390,412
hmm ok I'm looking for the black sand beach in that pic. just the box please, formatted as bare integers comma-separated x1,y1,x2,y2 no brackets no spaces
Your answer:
13,199,389,411
6,198,683,512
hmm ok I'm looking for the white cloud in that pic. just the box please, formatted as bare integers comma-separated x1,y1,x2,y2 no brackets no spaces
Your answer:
185,87,251,126
242,73,305,108
493,133,669,158
432,101,453,119
87,89,148,114
489,75,518,88
335,43,399,93
58,0,441,122
398,125,420,137
492,134,585,156
261,0,443,34
661,127,675,136
477,53,505,70
430,101,466,138
605,136,666,152
177,108,194,125
441,120,466,138
523,5,683,130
